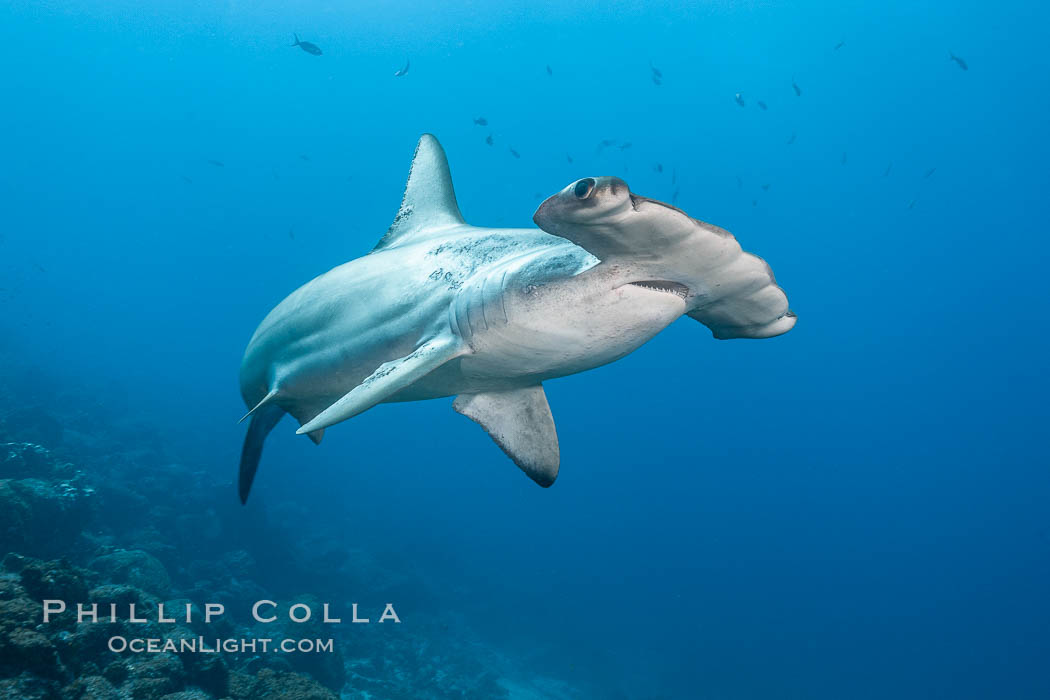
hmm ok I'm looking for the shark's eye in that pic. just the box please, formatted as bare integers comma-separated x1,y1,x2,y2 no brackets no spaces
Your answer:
573,178,595,199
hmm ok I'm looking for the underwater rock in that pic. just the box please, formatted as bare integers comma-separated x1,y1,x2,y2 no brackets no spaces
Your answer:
0,671,61,700
0,374,584,699
3,627,63,678
1,552,30,574
89,549,172,597
176,637,229,696
0,464,95,558
1,442,66,479
88,583,161,613
0,481,32,552
59,428,113,458
101,660,129,687
120,651,185,698
2,407,64,447
123,524,178,563
221,549,258,579
62,674,120,699
0,574,67,681
243,595,345,691
121,676,179,700
159,691,213,700
19,557,91,605
230,668,338,700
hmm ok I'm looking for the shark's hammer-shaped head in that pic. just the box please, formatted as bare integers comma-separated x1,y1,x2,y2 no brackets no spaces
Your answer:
534,176,797,340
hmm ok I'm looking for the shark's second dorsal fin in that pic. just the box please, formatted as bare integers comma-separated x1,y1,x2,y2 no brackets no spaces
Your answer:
373,134,465,251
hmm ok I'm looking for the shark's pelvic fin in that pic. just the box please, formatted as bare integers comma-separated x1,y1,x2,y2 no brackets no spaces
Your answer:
239,402,284,504
306,429,324,445
373,134,466,251
238,388,279,424
453,385,560,487
296,335,467,435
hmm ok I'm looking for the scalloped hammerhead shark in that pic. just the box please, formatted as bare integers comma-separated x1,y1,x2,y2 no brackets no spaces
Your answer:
237,134,795,502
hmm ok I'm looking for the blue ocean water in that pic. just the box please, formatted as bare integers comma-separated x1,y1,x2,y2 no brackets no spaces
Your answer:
2,0,1048,698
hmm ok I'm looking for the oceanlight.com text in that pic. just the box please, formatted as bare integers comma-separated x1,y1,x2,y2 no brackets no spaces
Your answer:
107,636,335,654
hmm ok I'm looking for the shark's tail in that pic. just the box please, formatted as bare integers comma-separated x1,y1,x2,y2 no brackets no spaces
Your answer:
291,33,300,47
238,403,284,504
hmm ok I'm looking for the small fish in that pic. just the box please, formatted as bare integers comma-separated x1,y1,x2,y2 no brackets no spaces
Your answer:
923,167,936,178
650,62,662,78
206,159,225,167
949,52,968,71
533,192,541,199
907,199,916,209
546,64,553,76
394,59,410,77
654,163,663,173
671,168,677,186
181,175,193,184
509,147,520,159
841,152,848,165
652,75,662,86
792,78,801,96
734,92,745,107
786,131,797,145
596,139,616,153
671,189,680,205
33,262,46,273
473,117,488,126
752,199,757,207
619,141,632,151
485,134,493,146
834,40,845,51
883,162,893,177
566,153,573,164
761,184,770,191
299,154,311,161
757,100,768,111
736,176,743,189
291,34,322,56
288,229,295,240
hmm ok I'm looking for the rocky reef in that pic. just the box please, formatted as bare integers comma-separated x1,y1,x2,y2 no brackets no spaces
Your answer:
0,369,581,700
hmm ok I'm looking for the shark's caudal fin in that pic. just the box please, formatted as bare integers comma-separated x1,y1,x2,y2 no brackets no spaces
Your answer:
372,134,465,251
453,386,560,487
239,403,284,504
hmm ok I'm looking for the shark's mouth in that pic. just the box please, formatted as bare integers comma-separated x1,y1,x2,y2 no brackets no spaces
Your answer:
626,280,690,299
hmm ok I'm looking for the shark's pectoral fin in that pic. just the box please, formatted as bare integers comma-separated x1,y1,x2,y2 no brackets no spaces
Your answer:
296,335,467,435
453,385,560,487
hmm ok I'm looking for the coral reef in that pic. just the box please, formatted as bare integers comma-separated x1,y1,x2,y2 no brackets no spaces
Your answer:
0,369,575,699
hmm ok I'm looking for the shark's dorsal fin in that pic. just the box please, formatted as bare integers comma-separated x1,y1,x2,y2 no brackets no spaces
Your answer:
373,134,465,251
